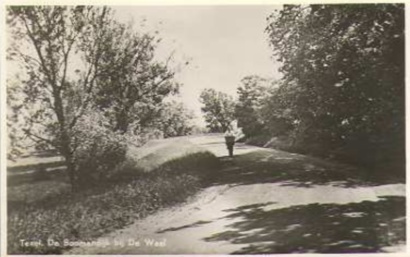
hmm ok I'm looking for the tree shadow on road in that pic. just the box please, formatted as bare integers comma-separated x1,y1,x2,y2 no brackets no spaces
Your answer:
153,148,405,254
204,196,405,254
208,150,402,188
157,220,213,233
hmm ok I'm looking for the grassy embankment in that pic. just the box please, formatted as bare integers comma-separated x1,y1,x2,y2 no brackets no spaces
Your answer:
8,138,220,254
244,134,405,184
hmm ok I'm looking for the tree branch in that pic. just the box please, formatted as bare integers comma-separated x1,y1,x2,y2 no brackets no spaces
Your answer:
68,8,108,129
21,14,55,89
23,128,58,149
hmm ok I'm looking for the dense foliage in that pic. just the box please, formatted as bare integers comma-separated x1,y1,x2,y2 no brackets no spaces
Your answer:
7,6,194,188
157,101,195,138
93,21,181,133
71,110,128,187
238,4,404,173
265,4,404,170
235,76,271,137
199,88,236,132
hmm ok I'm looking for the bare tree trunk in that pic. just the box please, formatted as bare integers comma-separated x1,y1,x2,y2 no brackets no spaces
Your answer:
60,133,78,192
66,153,77,191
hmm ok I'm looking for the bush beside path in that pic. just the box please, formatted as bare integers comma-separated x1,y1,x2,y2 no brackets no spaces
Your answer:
8,138,219,254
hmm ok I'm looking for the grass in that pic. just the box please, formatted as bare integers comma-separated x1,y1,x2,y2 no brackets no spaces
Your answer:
245,134,405,184
7,160,65,173
127,138,206,172
8,140,220,254
8,150,64,172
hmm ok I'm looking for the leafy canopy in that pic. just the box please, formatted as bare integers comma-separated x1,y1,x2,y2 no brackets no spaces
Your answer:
265,4,404,167
199,88,236,133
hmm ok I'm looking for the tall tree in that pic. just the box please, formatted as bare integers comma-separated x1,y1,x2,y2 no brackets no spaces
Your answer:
94,22,180,133
266,4,404,167
7,6,114,187
199,88,235,132
235,75,270,137
7,6,185,188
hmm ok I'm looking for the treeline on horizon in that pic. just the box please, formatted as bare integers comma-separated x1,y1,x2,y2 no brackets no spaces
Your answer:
201,4,405,177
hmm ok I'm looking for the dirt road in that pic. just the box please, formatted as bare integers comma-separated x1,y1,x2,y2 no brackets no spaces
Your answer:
67,134,405,254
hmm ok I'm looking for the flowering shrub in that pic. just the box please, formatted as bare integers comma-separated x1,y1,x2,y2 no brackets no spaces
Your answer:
71,111,128,186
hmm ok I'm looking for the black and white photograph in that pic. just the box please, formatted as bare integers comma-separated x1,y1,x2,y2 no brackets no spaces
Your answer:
3,2,406,255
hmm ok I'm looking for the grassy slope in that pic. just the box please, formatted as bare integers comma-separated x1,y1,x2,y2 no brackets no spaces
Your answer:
8,138,220,254
246,134,405,184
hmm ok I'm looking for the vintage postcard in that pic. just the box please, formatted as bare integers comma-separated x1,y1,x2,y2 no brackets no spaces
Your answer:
1,1,407,256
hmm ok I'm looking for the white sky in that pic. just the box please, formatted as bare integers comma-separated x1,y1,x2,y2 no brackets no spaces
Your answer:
112,6,283,125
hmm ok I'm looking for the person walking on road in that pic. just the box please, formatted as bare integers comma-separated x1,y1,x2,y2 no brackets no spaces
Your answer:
224,129,236,157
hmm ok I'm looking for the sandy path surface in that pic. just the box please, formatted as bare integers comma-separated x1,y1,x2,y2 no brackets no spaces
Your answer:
67,134,405,254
